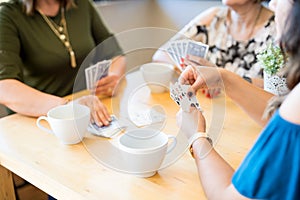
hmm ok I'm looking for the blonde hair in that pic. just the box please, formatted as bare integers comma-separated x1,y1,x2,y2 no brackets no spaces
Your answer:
21,0,76,15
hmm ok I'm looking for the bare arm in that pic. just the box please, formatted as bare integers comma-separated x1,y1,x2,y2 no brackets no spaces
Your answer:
0,79,66,117
279,83,300,124
192,139,249,200
0,79,112,125
109,55,126,77
177,109,249,199
220,69,274,126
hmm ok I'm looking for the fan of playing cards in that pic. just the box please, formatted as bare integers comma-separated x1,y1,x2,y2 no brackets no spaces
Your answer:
85,59,111,91
170,82,203,112
165,39,209,72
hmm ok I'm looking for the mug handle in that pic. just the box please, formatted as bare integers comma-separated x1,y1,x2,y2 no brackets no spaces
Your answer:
36,116,53,134
166,135,177,154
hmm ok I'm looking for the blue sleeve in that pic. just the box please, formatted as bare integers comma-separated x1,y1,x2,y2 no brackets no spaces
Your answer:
232,111,300,200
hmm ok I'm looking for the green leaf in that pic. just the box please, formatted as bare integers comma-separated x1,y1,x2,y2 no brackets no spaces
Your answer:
257,44,284,75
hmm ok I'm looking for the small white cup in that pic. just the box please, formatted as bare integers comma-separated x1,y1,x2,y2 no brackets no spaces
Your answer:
36,104,90,145
140,62,174,93
118,129,177,177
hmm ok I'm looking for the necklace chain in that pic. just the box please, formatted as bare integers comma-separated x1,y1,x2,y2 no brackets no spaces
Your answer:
38,7,77,68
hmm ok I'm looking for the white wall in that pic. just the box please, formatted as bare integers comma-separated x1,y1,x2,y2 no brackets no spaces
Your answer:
96,0,222,32
96,0,222,71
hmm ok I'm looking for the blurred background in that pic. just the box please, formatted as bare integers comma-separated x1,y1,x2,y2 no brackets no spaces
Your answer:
0,0,222,117
96,0,222,69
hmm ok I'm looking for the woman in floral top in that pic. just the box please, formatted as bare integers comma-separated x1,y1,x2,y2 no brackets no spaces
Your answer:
153,0,276,89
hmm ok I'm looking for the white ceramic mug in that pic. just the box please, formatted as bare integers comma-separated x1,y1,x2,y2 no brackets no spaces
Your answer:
118,129,177,177
140,62,174,93
36,104,90,145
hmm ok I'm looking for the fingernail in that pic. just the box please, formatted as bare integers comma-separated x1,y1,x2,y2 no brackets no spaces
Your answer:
201,89,205,94
206,93,211,98
180,57,184,63
97,122,103,127
188,91,193,97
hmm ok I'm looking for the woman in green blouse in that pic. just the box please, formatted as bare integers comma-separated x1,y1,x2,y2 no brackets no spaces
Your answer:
0,0,126,126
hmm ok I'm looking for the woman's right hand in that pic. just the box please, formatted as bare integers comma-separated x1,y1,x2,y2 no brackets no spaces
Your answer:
179,64,224,96
71,95,111,126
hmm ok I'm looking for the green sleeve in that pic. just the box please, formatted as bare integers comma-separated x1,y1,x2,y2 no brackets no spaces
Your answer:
88,0,123,60
0,2,24,81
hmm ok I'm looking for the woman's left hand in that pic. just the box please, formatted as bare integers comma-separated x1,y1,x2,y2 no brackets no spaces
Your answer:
95,74,120,96
72,95,111,126
176,107,206,140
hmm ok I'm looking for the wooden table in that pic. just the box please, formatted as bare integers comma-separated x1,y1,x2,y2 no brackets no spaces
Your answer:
0,70,262,200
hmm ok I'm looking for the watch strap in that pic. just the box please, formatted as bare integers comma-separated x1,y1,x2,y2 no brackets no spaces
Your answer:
188,132,213,158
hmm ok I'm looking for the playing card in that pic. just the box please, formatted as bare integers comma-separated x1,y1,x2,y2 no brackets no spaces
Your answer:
175,41,183,61
85,60,111,91
85,65,97,90
181,40,188,58
185,40,208,59
85,68,91,90
171,41,180,65
129,109,166,127
96,60,111,80
88,115,125,138
165,39,208,73
178,84,202,111
170,82,202,112
166,46,178,65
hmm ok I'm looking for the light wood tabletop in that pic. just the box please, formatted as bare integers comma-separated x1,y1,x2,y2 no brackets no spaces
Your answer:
0,70,262,200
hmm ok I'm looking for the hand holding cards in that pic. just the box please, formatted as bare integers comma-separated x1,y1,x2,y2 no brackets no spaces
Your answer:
88,115,125,138
170,82,203,112
85,60,112,91
165,39,208,72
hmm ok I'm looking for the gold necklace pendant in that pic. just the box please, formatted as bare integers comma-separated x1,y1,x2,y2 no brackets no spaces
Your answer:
38,7,77,68
59,34,66,41
58,26,64,33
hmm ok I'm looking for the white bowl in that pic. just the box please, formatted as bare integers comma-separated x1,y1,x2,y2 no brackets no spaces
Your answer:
118,129,176,177
140,62,174,93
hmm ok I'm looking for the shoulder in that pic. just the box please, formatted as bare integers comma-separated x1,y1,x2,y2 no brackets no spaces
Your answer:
259,6,275,28
191,6,225,26
0,0,23,25
0,0,21,11
279,83,300,124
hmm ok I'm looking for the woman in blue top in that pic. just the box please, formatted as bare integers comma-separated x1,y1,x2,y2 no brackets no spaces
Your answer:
176,0,300,199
